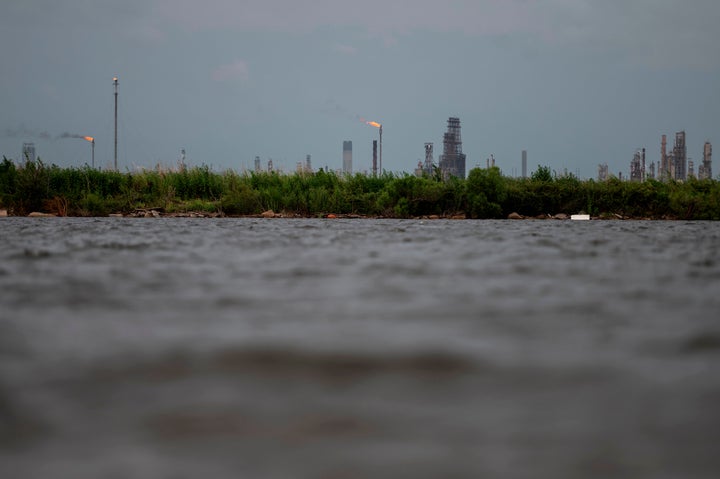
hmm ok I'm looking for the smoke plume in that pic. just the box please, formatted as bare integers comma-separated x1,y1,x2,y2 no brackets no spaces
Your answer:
3,126,52,139
58,132,86,139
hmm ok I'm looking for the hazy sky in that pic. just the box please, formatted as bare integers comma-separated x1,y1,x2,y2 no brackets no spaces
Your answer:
1,0,718,178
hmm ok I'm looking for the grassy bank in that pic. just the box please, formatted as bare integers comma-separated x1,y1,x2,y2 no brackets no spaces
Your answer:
1,157,719,219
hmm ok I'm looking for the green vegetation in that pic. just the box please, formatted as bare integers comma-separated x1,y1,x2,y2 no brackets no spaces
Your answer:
1,156,719,219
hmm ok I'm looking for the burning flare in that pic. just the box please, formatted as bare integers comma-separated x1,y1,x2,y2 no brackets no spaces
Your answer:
366,121,382,128
59,132,94,141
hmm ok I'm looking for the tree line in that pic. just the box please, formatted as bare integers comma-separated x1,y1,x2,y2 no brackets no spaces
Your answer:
1,157,719,219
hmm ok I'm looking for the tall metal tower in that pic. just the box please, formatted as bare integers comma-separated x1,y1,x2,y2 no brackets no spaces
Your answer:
439,117,466,179
423,142,434,175
630,148,646,182
700,142,712,180
673,131,687,180
660,134,668,180
113,76,119,171
522,150,527,178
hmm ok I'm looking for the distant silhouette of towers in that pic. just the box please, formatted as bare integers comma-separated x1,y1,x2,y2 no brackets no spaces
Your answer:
343,141,352,175
22,142,36,162
598,163,609,181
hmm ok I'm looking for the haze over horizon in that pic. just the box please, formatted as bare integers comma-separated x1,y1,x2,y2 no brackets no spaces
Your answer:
1,0,718,179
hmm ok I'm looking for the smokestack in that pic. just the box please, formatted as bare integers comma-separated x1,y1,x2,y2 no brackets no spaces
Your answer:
343,141,352,175
661,134,667,180
642,148,646,182
373,140,378,177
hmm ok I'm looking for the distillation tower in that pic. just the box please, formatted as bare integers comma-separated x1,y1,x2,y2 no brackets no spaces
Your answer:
630,148,646,182
439,117,466,179
699,142,712,180
673,131,687,180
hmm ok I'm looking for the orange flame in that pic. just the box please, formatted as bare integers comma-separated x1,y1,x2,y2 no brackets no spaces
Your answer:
366,121,381,128
83,136,94,142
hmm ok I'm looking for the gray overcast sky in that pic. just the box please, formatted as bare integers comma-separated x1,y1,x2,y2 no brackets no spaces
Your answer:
1,0,718,178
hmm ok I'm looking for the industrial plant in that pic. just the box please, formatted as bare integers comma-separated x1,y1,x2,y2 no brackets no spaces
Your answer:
6,76,714,185
598,131,713,183
412,118,468,179
296,155,312,174
659,131,688,181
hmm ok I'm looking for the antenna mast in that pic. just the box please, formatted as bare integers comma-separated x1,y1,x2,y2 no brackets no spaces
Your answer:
113,76,119,171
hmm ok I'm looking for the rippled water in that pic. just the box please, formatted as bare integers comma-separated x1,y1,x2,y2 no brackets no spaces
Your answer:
1,217,719,478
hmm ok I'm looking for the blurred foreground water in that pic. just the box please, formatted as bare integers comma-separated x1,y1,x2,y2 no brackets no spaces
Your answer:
1,218,719,478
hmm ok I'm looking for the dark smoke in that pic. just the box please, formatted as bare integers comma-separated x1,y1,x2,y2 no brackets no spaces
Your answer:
58,132,85,139
3,126,52,139
322,98,363,123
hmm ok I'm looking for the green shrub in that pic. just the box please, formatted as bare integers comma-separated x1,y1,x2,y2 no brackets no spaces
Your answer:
221,185,261,215
80,192,109,217
466,167,506,218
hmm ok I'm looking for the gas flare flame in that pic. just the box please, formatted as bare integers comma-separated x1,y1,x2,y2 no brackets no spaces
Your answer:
59,132,94,141
366,121,382,128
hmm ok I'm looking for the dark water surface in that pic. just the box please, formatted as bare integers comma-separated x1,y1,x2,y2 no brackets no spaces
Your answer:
1,218,719,478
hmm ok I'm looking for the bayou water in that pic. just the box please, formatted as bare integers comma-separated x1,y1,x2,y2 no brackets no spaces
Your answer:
1,218,719,478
